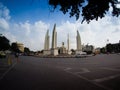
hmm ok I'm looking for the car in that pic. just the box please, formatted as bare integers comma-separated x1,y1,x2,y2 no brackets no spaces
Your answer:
75,52,87,58
75,54,87,58
0,51,6,58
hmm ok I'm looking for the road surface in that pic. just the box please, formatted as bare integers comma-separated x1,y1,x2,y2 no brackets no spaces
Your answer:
0,54,120,90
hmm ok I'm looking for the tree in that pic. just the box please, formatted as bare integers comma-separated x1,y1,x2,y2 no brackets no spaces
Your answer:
100,47,106,53
11,43,20,53
0,34,10,51
24,47,30,54
49,0,120,23
106,43,120,53
106,43,112,53
71,49,75,54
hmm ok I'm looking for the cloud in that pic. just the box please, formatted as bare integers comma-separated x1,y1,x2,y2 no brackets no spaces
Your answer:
0,2,50,51
8,21,50,51
112,28,120,33
6,16,119,51
56,16,120,49
0,2,10,20
0,2,120,51
0,18,9,31
0,3,10,32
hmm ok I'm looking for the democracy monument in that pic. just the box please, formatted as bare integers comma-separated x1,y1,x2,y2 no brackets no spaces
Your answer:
43,24,82,56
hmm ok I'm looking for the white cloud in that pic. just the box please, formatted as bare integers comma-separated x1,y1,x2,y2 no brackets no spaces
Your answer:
8,21,50,51
0,3,10,20
0,18,9,31
5,16,119,51
56,16,120,49
0,3,50,51
0,3,10,32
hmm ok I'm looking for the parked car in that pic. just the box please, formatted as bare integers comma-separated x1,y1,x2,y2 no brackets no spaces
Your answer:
75,52,87,58
0,51,6,58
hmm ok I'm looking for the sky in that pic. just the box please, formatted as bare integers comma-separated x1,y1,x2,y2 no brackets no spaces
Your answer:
0,0,120,51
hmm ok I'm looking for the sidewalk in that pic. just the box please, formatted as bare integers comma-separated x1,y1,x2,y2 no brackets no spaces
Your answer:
0,54,17,80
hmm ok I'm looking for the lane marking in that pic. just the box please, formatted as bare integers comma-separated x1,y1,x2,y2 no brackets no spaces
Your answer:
63,68,112,90
0,62,17,81
75,68,90,74
93,74,120,82
64,67,72,71
64,67,90,74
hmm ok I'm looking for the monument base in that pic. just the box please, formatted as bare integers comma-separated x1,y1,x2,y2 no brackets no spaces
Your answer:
51,48,58,56
68,50,72,55
43,50,51,55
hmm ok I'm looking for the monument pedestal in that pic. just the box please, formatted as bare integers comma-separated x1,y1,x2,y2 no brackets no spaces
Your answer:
43,50,51,55
51,48,58,56
68,50,72,55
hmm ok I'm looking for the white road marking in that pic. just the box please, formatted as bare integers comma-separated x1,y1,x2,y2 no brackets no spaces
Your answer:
75,68,90,74
64,67,72,71
63,68,112,90
64,67,90,74
93,74,120,82
0,62,17,80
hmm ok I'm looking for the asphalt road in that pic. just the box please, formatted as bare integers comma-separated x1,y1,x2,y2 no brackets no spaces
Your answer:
0,54,120,90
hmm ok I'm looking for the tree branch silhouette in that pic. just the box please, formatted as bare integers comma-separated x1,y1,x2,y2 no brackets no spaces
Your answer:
48,0,120,23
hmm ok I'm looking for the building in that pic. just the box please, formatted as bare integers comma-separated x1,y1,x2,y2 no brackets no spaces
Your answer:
59,42,67,54
94,48,101,54
16,43,24,52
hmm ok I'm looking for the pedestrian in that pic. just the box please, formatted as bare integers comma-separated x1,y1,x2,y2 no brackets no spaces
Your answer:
15,53,19,62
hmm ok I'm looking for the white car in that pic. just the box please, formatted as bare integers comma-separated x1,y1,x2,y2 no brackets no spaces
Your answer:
75,52,87,58
0,51,6,58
